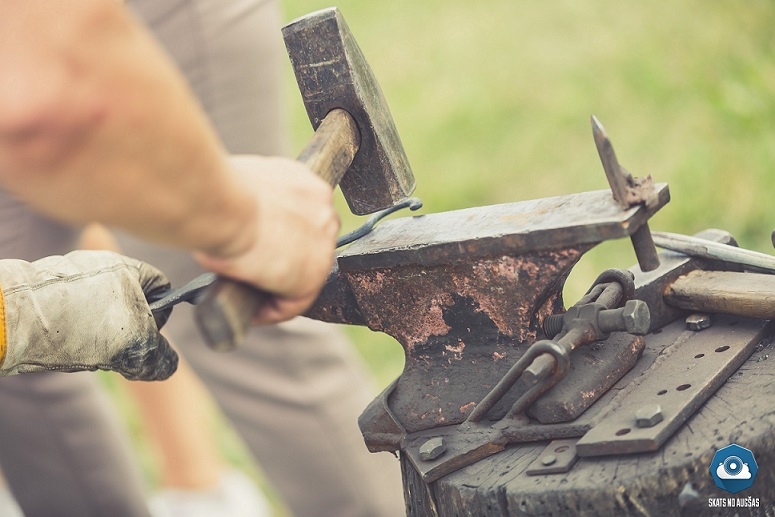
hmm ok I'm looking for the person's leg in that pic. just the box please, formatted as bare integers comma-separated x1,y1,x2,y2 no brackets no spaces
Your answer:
80,222,270,516
0,373,152,517
180,312,407,517
123,0,405,514
80,223,224,492
0,195,152,517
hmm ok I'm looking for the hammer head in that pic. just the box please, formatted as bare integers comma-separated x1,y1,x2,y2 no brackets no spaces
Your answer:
283,8,415,215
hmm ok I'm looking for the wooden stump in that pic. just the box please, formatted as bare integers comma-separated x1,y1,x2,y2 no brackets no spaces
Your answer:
400,320,775,516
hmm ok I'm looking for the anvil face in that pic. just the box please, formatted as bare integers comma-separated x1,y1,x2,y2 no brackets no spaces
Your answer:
322,185,669,437
338,186,669,271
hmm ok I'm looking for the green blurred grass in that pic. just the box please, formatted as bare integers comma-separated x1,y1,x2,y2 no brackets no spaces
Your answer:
280,0,775,387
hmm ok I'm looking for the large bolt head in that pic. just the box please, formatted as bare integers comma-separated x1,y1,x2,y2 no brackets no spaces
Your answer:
622,300,651,335
635,404,664,428
686,313,712,331
419,437,447,461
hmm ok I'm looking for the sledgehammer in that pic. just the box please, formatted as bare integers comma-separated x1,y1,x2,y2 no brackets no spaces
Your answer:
194,7,416,351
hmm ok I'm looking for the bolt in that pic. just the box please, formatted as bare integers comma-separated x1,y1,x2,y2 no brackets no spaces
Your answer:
419,437,446,461
686,313,712,331
598,300,651,335
541,454,557,466
621,300,650,334
635,404,664,428
543,314,565,338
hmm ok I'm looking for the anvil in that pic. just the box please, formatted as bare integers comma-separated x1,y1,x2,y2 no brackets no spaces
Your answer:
307,182,670,451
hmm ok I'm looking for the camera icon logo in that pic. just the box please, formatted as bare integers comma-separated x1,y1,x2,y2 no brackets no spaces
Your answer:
710,444,758,493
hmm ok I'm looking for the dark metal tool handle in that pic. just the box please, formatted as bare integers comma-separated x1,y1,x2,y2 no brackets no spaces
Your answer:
195,109,360,351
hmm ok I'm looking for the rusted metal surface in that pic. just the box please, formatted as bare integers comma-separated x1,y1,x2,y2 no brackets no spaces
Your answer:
338,185,669,271
377,271,652,482
401,321,775,516
401,418,590,483
591,116,661,271
528,332,645,424
524,273,648,424
465,339,572,423
304,264,365,326
325,187,669,446
399,285,775,486
576,314,774,457
591,116,658,210
352,249,585,433
358,380,406,452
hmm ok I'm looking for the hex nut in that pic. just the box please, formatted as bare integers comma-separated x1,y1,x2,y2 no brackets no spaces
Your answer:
635,404,664,428
419,437,446,461
686,313,712,332
622,300,650,335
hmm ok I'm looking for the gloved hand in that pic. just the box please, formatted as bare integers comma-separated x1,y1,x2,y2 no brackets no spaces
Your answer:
0,250,177,380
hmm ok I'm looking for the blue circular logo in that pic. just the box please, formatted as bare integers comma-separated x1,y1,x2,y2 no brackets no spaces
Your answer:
710,444,758,494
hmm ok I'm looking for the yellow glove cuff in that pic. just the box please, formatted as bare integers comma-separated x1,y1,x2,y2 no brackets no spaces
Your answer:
0,286,6,367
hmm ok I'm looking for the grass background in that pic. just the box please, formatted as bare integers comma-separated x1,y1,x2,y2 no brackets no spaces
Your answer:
108,2,775,515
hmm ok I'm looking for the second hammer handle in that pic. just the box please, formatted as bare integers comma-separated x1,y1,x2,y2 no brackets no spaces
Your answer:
665,269,775,320
195,109,360,351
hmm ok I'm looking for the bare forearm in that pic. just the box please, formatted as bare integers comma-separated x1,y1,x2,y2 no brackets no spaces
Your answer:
0,1,340,320
0,0,254,257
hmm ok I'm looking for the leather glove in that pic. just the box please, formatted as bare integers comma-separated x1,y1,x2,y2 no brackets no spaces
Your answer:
0,250,177,380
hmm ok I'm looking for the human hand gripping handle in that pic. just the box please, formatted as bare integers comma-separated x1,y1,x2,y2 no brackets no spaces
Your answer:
0,251,178,380
195,109,357,351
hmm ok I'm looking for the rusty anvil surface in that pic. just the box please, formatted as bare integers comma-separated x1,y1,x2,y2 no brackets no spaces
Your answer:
308,184,669,443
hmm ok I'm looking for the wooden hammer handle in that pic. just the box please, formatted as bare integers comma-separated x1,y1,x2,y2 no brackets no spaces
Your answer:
665,269,775,320
195,109,360,351
298,108,360,186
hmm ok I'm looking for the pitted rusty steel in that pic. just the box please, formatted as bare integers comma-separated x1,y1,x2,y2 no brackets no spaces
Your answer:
525,270,649,424
350,250,583,434
397,270,650,483
306,185,669,449
592,116,661,271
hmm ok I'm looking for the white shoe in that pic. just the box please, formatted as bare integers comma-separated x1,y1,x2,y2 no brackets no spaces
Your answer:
0,489,23,517
149,470,272,517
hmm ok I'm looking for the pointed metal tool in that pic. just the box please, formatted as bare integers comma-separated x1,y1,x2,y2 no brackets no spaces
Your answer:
592,116,660,271
592,115,633,210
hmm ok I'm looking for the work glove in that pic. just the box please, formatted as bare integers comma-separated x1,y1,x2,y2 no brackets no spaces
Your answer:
0,250,177,380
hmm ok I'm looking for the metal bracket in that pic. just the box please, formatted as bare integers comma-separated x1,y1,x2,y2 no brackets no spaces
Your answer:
398,346,641,483
576,314,774,456
401,313,772,482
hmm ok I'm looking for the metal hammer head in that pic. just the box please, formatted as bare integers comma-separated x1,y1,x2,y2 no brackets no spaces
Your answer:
283,8,415,215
